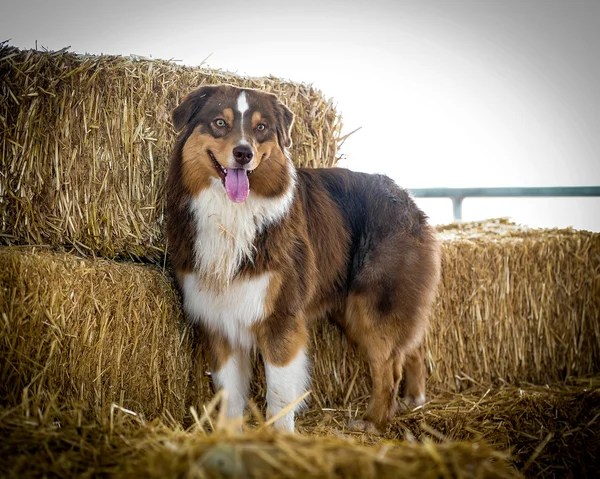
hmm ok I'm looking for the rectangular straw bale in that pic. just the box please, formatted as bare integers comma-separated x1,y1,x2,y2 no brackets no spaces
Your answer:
0,246,207,422
0,45,343,261
430,220,600,389
308,220,600,405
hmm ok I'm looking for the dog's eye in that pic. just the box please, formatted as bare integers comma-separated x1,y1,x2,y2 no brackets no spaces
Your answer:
257,123,266,131
214,119,226,127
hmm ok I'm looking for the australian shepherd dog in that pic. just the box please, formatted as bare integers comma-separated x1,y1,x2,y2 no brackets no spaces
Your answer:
166,84,441,433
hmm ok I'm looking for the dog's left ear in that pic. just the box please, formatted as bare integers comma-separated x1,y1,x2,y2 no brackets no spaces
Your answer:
172,85,219,131
275,101,295,149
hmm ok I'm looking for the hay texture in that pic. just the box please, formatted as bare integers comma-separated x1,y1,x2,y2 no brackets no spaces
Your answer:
2,379,598,478
0,246,195,422
0,402,520,479
430,220,599,389
0,236,597,477
309,219,600,405
3,221,597,424
0,45,343,261
298,379,600,478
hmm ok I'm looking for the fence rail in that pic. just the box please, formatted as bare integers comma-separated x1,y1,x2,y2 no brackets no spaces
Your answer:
408,186,600,221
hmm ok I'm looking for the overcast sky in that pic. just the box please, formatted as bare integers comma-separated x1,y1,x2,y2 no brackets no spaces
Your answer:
2,0,599,230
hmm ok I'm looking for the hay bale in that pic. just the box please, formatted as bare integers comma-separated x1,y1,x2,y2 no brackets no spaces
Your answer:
309,220,600,405
0,45,343,261
1,244,596,476
430,220,600,389
0,246,199,422
2,222,597,426
124,432,520,479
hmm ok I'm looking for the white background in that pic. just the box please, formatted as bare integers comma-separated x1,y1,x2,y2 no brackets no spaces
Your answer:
2,0,599,230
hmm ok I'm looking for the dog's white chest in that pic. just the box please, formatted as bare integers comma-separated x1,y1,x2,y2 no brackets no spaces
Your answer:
181,272,271,350
189,179,293,286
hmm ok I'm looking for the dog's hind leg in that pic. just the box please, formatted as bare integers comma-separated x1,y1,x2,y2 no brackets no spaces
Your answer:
348,343,404,434
346,227,440,433
345,296,405,434
401,344,427,408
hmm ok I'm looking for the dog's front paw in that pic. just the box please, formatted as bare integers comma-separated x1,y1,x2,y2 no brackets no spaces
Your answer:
347,419,382,435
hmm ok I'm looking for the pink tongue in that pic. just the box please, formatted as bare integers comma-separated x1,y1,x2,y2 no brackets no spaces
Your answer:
225,168,250,203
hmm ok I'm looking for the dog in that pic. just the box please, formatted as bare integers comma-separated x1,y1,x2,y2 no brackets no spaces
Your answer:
166,84,441,433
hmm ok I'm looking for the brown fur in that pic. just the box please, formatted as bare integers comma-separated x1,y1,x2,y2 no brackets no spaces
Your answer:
166,84,441,432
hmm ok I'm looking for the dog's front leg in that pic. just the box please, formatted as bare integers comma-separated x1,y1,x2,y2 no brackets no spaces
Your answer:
256,319,309,433
264,347,308,432
205,332,252,430
213,349,252,423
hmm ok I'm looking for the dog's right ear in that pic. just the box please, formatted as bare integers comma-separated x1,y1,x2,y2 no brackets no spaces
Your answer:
172,85,218,131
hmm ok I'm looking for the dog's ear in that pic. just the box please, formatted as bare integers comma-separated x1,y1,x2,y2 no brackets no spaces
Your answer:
172,85,218,131
275,100,295,149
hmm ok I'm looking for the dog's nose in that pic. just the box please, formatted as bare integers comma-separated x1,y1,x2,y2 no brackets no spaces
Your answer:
233,145,254,165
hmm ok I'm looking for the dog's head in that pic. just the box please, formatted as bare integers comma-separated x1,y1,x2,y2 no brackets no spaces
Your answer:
172,84,295,203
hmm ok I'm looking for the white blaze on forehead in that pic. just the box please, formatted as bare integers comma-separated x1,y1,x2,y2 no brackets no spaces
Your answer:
237,90,249,114
237,91,250,144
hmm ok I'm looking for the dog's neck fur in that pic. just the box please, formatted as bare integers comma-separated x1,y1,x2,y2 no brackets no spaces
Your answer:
189,166,296,290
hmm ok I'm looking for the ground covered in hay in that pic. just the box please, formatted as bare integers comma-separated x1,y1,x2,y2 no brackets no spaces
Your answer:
298,379,600,478
1,379,598,478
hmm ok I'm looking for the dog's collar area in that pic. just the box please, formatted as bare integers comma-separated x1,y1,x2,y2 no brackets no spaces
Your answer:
208,150,253,179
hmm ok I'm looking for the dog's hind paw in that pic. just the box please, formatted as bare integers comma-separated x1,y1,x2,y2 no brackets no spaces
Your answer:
400,394,426,410
347,419,382,435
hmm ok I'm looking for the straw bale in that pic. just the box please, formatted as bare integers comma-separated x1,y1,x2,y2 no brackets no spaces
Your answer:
1,239,596,477
430,220,600,389
2,219,597,425
0,45,343,261
308,220,600,405
0,246,198,422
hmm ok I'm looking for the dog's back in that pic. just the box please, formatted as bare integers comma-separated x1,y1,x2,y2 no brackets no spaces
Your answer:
290,168,438,318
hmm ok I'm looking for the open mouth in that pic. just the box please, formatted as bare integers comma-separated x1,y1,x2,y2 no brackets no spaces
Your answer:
208,150,228,180
208,150,253,203
208,150,253,180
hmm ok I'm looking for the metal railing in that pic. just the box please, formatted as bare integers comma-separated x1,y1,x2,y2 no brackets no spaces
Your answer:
408,186,600,221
